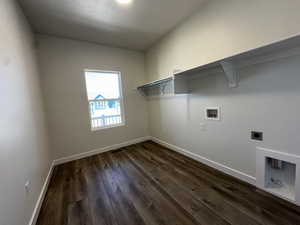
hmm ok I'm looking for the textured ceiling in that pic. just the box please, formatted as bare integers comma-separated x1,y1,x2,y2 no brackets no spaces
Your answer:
18,0,206,50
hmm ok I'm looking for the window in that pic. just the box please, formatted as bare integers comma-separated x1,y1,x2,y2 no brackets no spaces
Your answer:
95,101,105,110
84,70,125,130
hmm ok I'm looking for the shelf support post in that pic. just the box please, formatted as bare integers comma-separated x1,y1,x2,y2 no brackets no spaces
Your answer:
220,61,239,88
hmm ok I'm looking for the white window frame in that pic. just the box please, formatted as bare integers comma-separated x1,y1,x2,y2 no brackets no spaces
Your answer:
84,69,125,131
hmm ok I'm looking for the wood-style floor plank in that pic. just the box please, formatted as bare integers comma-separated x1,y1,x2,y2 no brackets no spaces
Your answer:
107,151,198,225
130,144,263,225
140,142,300,224
123,146,230,225
36,141,300,225
136,142,296,225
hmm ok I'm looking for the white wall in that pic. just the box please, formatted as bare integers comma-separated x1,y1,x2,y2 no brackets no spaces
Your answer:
149,55,300,177
146,0,300,178
0,1,51,225
146,0,300,82
37,35,149,160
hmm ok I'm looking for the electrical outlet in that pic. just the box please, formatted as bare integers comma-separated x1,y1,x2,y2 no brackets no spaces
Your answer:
199,123,207,131
25,180,31,194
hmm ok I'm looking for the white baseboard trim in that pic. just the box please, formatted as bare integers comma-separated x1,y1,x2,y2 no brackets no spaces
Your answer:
150,136,256,185
29,136,151,225
53,136,151,166
29,135,257,225
28,162,55,225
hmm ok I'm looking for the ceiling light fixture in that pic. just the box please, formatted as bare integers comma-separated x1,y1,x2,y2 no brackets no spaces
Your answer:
116,0,132,4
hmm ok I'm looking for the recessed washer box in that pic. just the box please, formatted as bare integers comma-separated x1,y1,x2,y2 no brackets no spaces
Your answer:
256,147,300,205
205,107,220,121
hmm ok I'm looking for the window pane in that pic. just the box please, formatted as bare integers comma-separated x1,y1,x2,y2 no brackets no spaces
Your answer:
84,70,124,130
89,100,122,129
85,71,120,100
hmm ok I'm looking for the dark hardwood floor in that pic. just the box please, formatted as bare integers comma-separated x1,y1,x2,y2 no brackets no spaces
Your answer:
37,141,300,225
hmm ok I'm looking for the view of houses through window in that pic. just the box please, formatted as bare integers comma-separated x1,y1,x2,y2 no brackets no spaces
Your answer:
84,70,124,130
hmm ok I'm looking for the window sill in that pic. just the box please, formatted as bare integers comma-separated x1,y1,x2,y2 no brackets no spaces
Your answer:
91,122,125,131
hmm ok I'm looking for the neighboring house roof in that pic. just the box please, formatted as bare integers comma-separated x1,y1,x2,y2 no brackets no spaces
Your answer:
94,94,105,100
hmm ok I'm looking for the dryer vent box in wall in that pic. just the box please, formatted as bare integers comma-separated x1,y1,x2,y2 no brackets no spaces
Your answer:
205,107,220,120
251,131,263,141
